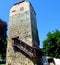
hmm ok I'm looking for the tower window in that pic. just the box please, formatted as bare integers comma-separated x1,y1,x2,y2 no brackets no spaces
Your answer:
20,7,24,11
12,10,16,12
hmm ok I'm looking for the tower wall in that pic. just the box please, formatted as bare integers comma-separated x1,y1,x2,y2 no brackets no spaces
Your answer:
6,1,40,65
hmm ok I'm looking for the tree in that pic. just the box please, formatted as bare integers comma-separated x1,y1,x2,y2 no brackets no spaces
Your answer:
0,19,7,59
43,30,60,58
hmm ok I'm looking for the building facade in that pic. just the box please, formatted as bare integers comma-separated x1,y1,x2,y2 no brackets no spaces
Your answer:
6,1,40,65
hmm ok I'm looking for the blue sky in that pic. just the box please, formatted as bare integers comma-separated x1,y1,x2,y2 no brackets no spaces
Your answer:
0,0,60,48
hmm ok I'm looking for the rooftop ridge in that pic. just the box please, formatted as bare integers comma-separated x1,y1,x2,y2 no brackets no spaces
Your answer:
14,0,26,5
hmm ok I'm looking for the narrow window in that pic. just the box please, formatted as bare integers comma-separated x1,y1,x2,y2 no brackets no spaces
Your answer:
12,10,16,12
20,7,24,11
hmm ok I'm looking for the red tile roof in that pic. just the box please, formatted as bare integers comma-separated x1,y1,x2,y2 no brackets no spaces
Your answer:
0,19,6,25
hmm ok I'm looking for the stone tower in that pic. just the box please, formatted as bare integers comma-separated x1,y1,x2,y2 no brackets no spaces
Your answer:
6,0,40,65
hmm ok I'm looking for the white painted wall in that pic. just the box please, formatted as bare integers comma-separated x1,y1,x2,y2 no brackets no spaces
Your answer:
42,56,60,65
54,58,60,65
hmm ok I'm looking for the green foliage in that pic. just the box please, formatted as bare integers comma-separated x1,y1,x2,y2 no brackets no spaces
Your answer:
0,64,6,65
43,30,60,58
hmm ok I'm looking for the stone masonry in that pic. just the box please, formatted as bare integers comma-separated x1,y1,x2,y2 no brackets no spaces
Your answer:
6,1,40,65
